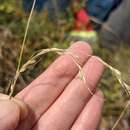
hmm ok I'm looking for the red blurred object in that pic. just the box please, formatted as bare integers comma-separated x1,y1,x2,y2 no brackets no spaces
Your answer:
74,9,93,31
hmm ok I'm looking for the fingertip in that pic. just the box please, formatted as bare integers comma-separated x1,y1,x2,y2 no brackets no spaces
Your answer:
88,56,106,75
90,56,105,65
69,41,93,56
94,90,104,103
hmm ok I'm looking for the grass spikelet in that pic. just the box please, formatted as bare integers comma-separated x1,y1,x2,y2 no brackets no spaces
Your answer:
9,48,95,97
100,60,130,95
9,48,65,97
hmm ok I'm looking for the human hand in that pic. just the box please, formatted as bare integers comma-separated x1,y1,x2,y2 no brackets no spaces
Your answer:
0,42,105,130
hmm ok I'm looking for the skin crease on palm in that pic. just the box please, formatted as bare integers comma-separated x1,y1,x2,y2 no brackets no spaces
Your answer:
0,42,105,130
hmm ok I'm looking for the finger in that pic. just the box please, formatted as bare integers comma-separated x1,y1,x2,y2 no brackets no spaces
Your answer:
33,56,105,130
16,42,92,130
0,100,20,130
0,94,28,130
71,90,104,130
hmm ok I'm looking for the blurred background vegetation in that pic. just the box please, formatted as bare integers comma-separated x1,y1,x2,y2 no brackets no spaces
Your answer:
0,0,130,130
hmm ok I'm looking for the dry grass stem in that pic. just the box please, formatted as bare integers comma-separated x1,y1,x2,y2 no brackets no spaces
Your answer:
9,0,37,98
100,59,130,95
9,48,65,97
9,48,94,97
65,51,94,96
8,0,130,129
111,101,130,130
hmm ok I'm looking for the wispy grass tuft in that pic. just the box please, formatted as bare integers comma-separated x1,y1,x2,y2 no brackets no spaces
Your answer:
9,0,130,129
100,59,130,95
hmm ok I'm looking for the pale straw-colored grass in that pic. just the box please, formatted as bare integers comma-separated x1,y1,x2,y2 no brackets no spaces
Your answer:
9,0,130,129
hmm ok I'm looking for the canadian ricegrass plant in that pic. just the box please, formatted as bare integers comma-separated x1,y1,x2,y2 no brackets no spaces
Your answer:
8,0,130,129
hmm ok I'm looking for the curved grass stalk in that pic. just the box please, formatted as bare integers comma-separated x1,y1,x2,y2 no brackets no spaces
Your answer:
9,0,37,98
101,60,130,95
8,0,130,129
111,101,130,130
9,48,65,97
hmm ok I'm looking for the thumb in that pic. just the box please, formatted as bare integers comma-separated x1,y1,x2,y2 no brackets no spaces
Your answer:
0,94,28,130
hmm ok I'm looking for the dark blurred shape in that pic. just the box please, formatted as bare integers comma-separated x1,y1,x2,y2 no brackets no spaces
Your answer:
58,0,70,12
23,0,70,13
23,0,47,12
100,0,130,50
86,0,122,22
